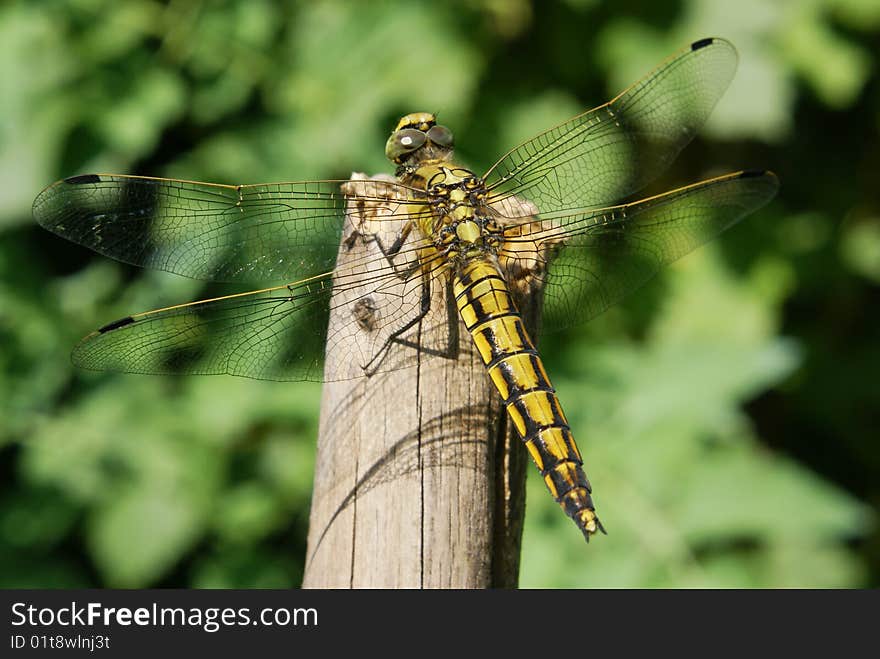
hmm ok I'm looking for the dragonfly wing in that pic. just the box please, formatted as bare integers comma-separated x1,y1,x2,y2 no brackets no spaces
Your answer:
72,246,453,383
33,174,428,285
497,170,779,330
483,37,739,216
73,280,335,382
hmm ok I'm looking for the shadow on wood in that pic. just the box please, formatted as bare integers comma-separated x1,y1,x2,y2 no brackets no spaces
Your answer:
303,173,540,588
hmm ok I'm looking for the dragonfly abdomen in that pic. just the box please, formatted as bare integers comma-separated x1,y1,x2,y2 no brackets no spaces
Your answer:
452,258,603,540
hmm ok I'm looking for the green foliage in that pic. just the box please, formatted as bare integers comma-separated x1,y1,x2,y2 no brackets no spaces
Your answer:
522,249,869,587
1,0,877,587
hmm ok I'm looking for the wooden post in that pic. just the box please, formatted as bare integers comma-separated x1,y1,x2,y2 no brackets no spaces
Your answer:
302,174,536,588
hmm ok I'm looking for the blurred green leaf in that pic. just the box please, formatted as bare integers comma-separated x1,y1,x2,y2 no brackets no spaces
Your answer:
782,6,872,108
0,4,75,225
213,482,284,545
840,218,880,283
191,547,299,589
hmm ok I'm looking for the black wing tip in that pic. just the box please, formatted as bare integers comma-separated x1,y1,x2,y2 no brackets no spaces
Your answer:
97,316,135,333
64,174,102,185
690,37,716,51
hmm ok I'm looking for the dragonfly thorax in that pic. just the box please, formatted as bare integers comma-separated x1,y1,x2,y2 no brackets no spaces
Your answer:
409,164,502,263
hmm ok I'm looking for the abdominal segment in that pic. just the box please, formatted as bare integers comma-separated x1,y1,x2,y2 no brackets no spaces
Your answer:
452,258,603,540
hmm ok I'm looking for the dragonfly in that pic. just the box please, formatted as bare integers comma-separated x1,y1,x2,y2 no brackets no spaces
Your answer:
34,37,778,542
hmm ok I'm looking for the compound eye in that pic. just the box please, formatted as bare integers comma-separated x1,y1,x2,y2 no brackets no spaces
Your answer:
385,128,427,161
397,129,426,149
427,125,454,147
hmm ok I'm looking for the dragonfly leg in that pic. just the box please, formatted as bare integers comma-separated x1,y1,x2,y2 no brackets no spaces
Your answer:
360,275,460,376
377,221,413,257
361,272,433,376
368,222,418,281
384,278,461,359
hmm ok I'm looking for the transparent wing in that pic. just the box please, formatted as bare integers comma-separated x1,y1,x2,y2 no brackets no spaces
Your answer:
497,170,779,329
71,246,453,383
33,173,432,285
484,37,739,217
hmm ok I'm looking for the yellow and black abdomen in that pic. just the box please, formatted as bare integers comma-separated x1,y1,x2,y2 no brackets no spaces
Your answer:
452,258,603,540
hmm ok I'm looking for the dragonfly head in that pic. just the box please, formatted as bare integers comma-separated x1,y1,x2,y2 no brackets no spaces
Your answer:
386,112,454,165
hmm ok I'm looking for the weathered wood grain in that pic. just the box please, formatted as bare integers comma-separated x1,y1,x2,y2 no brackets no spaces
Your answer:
302,174,536,588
